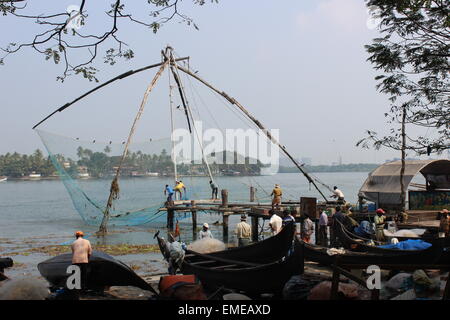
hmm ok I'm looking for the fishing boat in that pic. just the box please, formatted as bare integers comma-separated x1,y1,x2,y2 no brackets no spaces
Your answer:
156,222,296,264
0,176,7,182
180,239,304,294
334,220,445,264
156,222,303,293
37,251,156,293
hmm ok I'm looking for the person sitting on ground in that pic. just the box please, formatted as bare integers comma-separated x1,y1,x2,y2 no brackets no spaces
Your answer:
199,223,213,239
174,180,186,200
268,209,282,236
301,214,314,243
374,208,387,242
235,214,252,247
270,184,282,210
331,186,345,204
71,231,92,294
209,180,219,200
164,184,174,204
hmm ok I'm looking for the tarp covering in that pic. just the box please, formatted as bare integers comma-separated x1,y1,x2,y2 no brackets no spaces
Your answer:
378,239,432,250
358,160,450,206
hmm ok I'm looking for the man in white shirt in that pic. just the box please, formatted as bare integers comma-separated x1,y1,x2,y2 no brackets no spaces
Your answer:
319,211,328,246
235,215,252,247
71,231,92,293
199,223,213,239
331,186,345,204
268,210,282,236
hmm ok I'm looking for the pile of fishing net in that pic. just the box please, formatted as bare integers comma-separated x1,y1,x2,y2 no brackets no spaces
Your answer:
187,238,226,254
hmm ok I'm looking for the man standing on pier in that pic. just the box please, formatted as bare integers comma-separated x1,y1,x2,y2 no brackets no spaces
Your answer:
71,231,92,295
331,186,345,204
235,214,252,247
164,184,174,204
270,184,282,210
210,180,219,200
174,181,186,200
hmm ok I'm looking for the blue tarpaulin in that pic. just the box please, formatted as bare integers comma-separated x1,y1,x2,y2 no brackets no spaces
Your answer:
378,239,432,250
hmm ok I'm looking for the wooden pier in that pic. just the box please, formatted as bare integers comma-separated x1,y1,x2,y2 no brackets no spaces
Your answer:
160,187,334,244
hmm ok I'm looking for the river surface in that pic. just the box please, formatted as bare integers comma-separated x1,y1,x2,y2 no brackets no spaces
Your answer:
0,172,372,278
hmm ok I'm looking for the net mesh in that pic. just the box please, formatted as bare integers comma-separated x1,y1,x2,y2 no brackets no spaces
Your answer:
37,129,177,226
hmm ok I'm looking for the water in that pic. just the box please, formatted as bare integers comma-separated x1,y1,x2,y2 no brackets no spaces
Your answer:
0,172,370,277
0,172,369,242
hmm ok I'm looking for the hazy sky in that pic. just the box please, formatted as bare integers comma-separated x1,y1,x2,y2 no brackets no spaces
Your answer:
0,0,447,165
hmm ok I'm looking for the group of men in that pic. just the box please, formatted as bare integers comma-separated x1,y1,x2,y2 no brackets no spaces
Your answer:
164,180,220,204
164,180,186,203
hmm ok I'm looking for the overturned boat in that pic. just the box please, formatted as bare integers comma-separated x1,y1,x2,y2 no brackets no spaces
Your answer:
37,251,156,293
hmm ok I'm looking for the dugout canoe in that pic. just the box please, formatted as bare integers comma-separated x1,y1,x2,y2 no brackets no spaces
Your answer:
180,239,304,294
334,220,444,264
37,250,156,293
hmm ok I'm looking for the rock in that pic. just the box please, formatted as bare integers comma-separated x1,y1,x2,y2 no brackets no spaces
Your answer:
307,281,360,300
0,277,49,300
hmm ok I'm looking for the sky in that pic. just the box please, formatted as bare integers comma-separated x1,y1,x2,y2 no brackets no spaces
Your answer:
0,0,447,165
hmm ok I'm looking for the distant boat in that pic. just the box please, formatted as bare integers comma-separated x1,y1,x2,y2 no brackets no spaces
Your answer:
28,173,41,179
0,176,7,182
77,172,90,179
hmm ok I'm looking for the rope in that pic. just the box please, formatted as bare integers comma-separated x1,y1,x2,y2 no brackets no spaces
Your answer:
98,60,169,234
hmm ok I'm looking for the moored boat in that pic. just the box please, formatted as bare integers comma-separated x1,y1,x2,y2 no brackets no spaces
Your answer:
37,251,156,293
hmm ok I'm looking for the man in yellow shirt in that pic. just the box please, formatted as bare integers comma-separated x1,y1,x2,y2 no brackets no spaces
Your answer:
270,184,282,210
174,180,186,200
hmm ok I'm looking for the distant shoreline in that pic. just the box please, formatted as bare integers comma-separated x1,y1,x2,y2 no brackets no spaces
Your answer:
279,163,379,173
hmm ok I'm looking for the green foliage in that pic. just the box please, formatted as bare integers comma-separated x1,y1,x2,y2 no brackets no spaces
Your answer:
362,0,449,154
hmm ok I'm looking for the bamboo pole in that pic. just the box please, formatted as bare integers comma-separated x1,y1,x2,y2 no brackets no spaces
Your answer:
97,59,169,235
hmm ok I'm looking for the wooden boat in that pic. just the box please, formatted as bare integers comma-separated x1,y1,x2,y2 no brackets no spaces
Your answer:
37,251,156,293
181,239,304,294
156,221,296,264
156,222,303,294
206,221,296,263
335,220,444,264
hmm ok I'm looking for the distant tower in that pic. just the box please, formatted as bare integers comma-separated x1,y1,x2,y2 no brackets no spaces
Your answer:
338,155,342,166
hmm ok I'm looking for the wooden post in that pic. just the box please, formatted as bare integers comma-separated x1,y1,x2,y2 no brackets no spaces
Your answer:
223,213,229,243
167,208,174,231
250,186,256,202
315,219,320,245
330,256,341,300
251,215,259,242
221,189,228,207
191,200,197,237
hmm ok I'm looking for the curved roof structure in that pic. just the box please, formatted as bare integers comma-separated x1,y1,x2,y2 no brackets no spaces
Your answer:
359,159,450,206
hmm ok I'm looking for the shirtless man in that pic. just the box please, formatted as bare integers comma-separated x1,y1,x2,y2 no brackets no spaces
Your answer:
71,231,92,292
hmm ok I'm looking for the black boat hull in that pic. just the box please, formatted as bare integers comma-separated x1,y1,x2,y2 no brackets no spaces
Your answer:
37,251,154,292
181,240,304,294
